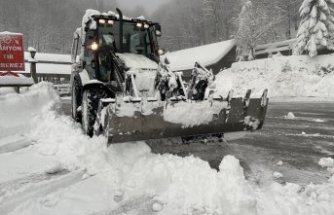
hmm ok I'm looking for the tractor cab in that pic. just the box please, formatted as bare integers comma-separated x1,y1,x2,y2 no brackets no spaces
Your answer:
71,9,162,84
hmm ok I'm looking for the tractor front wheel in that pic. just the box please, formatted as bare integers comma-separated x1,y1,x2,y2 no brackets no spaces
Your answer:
82,88,101,137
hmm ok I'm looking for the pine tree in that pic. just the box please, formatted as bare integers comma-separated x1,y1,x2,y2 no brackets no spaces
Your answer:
295,0,334,57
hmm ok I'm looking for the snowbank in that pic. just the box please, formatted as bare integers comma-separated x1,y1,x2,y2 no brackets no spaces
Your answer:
319,157,334,173
0,82,59,137
2,84,334,214
213,54,334,100
0,74,34,86
24,111,334,214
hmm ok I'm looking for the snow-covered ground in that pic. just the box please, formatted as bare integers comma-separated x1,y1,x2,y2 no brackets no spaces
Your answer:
212,54,334,101
0,74,34,87
0,83,334,214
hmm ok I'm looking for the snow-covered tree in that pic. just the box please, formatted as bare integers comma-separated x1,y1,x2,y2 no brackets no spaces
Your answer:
235,0,282,61
235,1,254,61
295,0,334,57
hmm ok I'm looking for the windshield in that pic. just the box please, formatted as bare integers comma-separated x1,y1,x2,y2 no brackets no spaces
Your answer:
99,21,153,58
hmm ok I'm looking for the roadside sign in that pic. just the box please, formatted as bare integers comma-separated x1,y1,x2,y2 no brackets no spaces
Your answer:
0,32,25,71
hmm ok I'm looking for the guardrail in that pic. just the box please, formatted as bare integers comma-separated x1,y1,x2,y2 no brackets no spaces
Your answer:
254,39,296,59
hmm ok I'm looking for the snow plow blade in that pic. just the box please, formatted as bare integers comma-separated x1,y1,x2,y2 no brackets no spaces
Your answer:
100,92,268,144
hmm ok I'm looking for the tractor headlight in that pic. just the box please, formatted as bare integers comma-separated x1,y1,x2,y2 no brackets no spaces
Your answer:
98,19,106,24
136,22,143,28
144,23,150,29
90,42,99,51
107,20,114,25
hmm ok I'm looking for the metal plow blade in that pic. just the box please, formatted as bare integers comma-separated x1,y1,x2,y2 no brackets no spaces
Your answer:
101,91,268,144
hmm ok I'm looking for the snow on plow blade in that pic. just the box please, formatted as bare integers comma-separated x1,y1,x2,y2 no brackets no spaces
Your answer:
101,91,268,144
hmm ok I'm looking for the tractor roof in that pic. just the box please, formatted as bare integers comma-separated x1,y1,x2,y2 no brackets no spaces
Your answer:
82,9,154,31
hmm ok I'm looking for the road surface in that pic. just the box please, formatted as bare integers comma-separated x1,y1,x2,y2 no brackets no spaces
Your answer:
60,98,334,185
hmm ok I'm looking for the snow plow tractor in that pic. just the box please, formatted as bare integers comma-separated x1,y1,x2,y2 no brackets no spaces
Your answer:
70,9,269,144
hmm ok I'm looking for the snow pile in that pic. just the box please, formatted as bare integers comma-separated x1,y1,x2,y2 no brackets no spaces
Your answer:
213,54,334,99
163,101,228,127
284,112,296,119
113,99,227,128
273,171,284,179
319,157,334,173
18,103,334,215
2,85,334,214
0,82,59,137
29,111,108,173
0,73,34,86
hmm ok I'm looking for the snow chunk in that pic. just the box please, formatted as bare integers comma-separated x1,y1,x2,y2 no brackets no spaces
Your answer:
273,171,284,179
284,112,296,119
277,160,284,166
319,157,334,173
163,101,228,128
319,157,334,168
218,155,257,215
82,9,100,31
27,47,36,52
151,201,163,212
113,190,124,203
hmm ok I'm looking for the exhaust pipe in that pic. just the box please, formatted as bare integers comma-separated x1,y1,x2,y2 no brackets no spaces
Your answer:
116,8,123,52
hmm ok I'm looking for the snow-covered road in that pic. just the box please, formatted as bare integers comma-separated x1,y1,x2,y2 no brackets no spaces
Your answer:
60,97,334,185
1,84,334,215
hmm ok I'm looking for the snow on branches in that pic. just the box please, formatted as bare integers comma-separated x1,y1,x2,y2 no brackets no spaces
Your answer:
235,1,254,61
295,0,334,57
235,0,283,61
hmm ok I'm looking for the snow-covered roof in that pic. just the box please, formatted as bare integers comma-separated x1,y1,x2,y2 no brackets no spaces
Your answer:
0,31,23,35
18,63,71,75
24,52,71,64
166,39,236,71
19,52,71,75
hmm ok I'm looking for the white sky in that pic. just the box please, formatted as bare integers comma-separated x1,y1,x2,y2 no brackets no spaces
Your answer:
117,0,171,12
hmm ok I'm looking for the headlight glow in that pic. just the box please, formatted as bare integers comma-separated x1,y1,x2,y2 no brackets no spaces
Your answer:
144,23,150,29
91,42,99,51
136,22,143,28
107,20,114,25
98,19,106,24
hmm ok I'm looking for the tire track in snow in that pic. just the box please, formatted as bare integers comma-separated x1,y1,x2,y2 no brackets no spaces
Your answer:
0,169,69,199
91,196,162,215
0,139,34,154
0,170,84,214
